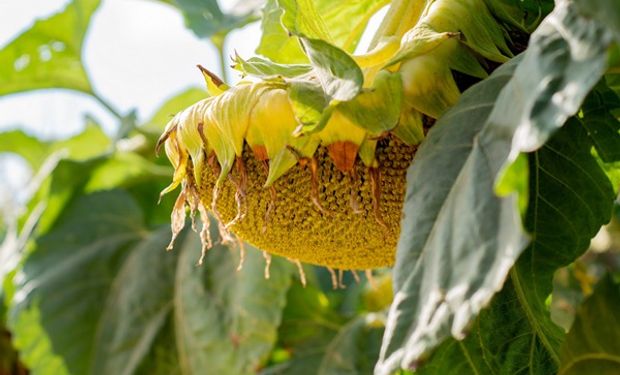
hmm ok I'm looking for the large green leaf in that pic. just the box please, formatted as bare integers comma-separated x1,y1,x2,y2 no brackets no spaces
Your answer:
559,276,620,375
163,0,262,43
581,80,620,162
89,226,177,375
173,233,292,375
9,191,145,375
414,120,615,374
416,279,556,375
491,0,616,159
257,0,388,63
376,59,527,375
0,0,100,96
378,1,619,372
8,188,293,375
0,121,111,171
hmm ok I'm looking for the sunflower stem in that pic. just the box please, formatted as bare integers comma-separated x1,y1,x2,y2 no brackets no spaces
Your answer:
213,36,229,84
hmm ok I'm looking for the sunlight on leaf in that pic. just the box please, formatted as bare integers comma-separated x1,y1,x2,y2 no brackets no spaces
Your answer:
257,0,388,63
0,0,100,96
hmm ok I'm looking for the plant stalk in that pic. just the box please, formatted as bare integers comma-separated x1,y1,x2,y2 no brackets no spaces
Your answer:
91,91,124,121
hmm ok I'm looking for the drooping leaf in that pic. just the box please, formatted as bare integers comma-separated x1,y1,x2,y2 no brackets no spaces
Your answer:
415,120,615,374
287,79,330,133
558,276,620,375
257,0,388,63
581,80,620,162
337,70,403,134
491,0,616,159
300,38,363,102
378,1,620,372
0,0,100,96
376,59,527,375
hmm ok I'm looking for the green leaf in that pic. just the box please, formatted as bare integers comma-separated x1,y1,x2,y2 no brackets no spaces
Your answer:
559,276,620,375
404,120,615,374
0,121,111,171
233,55,312,79
317,314,385,375
510,117,615,359
165,0,261,42
380,1,620,369
574,0,620,42
482,0,554,33
90,226,177,375
490,0,616,159
173,234,293,375
9,191,146,375
337,71,403,134
581,80,620,162
376,59,528,375
287,79,330,133
257,0,388,63
378,3,620,363
300,38,363,102
416,278,557,375
0,0,100,96
256,0,307,64
277,0,332,43
9,189,293,375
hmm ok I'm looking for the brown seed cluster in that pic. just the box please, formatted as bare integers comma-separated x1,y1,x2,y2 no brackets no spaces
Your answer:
199,136,416,270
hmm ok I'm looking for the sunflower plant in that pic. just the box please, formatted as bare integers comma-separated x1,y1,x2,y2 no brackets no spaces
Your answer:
1,0,620,374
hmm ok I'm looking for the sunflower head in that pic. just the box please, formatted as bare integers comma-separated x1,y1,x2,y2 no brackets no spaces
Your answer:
158,0,511,271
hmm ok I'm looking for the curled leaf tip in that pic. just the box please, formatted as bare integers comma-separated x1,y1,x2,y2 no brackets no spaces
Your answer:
196,64,224,86
155,124,175,156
